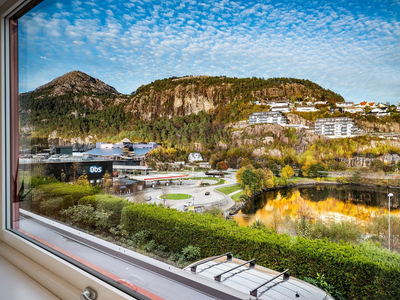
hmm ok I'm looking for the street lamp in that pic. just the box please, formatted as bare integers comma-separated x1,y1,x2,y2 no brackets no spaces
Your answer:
388,192,394,251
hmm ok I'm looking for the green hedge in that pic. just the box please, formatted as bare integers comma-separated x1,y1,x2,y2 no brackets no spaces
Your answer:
38,183,97,205
97,195,130,228
121,204,400,299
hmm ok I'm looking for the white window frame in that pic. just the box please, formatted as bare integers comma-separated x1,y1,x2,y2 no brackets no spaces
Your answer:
0,1,137,298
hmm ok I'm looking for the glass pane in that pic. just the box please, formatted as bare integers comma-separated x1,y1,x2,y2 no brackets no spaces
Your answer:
10,0,400,299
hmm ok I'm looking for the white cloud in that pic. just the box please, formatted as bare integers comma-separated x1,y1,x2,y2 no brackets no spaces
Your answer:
17,0,400,103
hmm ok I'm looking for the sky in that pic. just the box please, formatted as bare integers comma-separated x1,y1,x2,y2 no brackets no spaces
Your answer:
18,0,400,104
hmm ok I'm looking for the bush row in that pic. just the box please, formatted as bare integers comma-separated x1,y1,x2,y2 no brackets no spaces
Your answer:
121,203,400,300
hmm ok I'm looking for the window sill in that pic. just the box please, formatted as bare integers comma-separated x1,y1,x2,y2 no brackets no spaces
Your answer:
0,231,135,300
0,250,59,300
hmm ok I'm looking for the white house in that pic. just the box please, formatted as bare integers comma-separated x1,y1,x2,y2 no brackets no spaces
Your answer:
336,102,354,107
188,152,203,162
268,101,290,108
270,105,291,113
296,106,318,112
315,117,357,137
249,112,289,125
344,107,364,114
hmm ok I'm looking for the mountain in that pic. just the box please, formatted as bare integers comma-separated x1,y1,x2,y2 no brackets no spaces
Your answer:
19,71,344,141
125,76,344,121
34,70,119,97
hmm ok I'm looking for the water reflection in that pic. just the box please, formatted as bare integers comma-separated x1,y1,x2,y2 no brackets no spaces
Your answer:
233,185,400,227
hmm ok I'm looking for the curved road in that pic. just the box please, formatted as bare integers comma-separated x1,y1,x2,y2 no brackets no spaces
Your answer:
126,171,238,211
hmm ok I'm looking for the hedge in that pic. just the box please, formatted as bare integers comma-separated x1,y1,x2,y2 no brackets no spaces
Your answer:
121,203,400,300
96,195,130,228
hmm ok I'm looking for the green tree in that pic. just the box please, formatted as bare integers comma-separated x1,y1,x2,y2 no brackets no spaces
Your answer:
279,175,288,186
350,170,362,184
302,161,328,177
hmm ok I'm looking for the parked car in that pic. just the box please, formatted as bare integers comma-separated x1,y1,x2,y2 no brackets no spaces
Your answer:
48,155,60,161
145,196,152,201
205,191,210,195
82,156,94,161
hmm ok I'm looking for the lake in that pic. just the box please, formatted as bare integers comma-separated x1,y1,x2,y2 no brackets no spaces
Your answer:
232,185,400,227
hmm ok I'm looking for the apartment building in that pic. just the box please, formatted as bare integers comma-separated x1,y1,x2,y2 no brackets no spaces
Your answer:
249,112,289,125
315,117,357,137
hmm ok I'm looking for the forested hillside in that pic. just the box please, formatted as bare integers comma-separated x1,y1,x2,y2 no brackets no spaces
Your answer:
19,70,343,142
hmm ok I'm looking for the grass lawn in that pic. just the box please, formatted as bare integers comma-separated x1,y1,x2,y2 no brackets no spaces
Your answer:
231,190,246,202
216,184,242,195
213,178,227,185
161,193,193,200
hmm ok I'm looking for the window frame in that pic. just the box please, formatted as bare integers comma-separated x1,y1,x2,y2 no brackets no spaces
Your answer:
0,1,138,298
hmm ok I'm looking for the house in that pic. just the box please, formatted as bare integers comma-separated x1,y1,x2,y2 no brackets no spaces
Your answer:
344,107,364,114
315,117,357,137
330,107,344,114
296,106,318,112
188,152,203,162
50,146,73,156
336,102,354,107
270,105,291,113
367,107,390,118
199,162,212,169
268,101,289,108
249,112,289,125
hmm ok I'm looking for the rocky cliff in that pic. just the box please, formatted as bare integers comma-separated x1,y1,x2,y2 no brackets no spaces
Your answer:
124,76,344,120
356,120,400,134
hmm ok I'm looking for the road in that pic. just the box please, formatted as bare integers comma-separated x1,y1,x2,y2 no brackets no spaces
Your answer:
126,171,239,212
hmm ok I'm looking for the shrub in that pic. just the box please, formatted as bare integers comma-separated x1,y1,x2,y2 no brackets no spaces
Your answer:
96,195,130,228
182,245,201,261
39,197,63,219
62,195,74,209
60,205,111,230
304,273,345,300
78,195,98,208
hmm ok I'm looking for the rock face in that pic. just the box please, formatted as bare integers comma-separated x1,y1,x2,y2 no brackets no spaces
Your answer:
356,120,400,133
340,154,400,168
287,113,314,127
231,123,324,155
125,84,230,120
124,76,343,120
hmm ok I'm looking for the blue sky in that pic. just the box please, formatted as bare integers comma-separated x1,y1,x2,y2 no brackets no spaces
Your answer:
19,0,400,104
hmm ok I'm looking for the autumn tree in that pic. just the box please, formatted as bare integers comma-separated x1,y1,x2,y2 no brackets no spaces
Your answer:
281,165,295,179
102,171,113,194
76,170,89,186
217,161,228,171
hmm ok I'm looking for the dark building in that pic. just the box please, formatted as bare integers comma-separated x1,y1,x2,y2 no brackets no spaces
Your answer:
20,160,113,185
50,146,73,155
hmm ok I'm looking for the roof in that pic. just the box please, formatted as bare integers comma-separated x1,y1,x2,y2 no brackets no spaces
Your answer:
185,255,328,300
133,148,152,156
86,148,123,156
